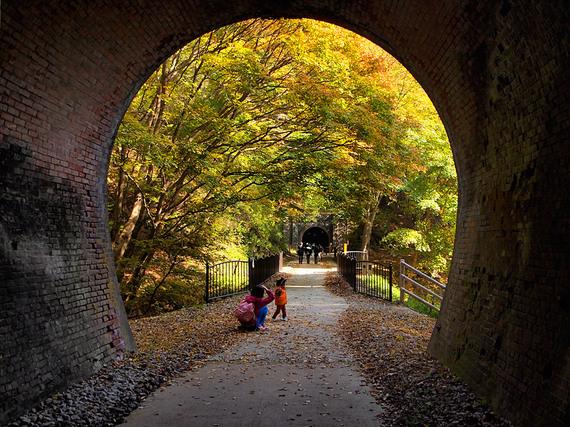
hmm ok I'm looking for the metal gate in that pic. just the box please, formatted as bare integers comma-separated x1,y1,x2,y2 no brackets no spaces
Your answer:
356,260,393,300
205,260,249,302
205,252,283,302
337,253,392,301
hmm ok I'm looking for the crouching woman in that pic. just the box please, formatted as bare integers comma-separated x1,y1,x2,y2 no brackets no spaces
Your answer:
243,285,275,331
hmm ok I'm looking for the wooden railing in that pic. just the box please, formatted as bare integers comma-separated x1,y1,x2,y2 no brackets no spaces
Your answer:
399,259,446,312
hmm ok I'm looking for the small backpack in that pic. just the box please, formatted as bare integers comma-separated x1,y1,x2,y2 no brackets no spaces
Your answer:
234,300,256,324
276,288,283,297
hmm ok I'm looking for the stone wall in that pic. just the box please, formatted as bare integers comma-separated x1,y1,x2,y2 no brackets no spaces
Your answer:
1,0,568,424
427,2,570,424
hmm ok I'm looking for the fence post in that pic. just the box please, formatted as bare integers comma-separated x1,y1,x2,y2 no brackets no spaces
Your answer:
399,259,405,303
205,262,210,303
350,258,356,292
248,257,254,290
389,262,393,302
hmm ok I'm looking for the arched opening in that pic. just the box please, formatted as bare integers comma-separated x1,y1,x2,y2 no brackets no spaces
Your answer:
108,18,453,318
301,227,330,249
1,1,568,425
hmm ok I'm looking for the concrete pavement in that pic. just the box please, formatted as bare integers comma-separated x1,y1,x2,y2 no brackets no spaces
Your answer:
120,260,385,426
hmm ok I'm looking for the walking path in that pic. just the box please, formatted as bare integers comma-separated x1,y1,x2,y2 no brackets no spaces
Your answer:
120,259,385,426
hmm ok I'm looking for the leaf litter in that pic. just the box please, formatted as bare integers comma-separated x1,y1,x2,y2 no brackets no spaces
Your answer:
12,268,513,426
9,298,244,426
324,271,513,426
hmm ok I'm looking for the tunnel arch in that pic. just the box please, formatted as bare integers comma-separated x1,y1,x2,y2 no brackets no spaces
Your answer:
301,226,331,249
1,1,569,424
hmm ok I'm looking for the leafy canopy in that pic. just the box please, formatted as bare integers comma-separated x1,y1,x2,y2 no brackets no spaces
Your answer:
108,18,456,316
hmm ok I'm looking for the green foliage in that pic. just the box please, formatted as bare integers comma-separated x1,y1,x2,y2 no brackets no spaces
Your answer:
108,18,457,316
391,286,439,319
383,228,430,252
335,53,457,276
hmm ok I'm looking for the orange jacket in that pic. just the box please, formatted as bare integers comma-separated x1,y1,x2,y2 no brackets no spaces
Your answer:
274,286,287,306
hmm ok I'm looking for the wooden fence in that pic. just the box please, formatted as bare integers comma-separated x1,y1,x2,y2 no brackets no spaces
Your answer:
399,259,446,311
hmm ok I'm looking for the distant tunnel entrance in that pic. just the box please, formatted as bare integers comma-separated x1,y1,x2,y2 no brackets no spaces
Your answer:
302,227,330,249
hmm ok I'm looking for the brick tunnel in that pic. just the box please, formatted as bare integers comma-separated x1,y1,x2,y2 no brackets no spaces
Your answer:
1,0,568,424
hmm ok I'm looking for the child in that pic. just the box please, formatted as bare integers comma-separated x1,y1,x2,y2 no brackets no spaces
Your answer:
271,277,288,321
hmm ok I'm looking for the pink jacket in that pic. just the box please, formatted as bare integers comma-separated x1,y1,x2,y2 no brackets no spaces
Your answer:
245,289,275,316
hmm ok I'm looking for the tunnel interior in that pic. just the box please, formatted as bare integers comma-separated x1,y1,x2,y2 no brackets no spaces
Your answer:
301,227,330,248
1,1,569,425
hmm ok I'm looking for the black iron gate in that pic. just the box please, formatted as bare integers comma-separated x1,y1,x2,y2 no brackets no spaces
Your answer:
205,252,282,302
355,260,392,300
336,253,392,301
205,260,249,302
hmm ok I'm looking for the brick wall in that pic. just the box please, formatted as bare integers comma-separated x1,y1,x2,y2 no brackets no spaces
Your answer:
0,0,568,424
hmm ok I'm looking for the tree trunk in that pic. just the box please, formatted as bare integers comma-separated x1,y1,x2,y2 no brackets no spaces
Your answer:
126,249,155,289
361,191,382,252
113,192,144,262
110,158,127,242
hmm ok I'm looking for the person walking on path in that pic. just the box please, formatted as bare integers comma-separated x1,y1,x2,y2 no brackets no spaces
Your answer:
271,278,287,321
305,244,312,264
313,244,320,264
244,284,274,331
297,243,304,264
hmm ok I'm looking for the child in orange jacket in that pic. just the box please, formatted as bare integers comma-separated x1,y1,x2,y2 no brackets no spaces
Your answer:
271,277,287,321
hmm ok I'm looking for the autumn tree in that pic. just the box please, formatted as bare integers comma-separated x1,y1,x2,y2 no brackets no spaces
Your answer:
108,18,456,315
109,19,354,315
